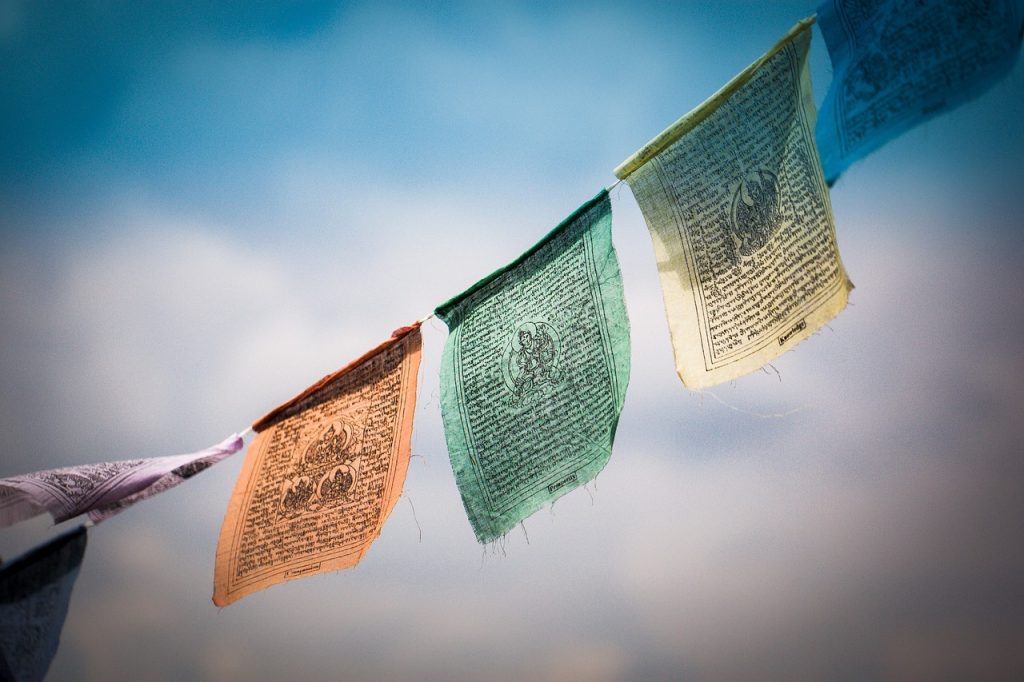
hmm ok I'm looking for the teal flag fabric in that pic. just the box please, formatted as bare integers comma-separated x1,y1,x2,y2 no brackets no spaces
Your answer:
816,0,1024,184
435,191,630,543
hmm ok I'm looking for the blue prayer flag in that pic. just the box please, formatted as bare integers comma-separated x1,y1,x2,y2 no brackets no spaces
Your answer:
816,0,1023,183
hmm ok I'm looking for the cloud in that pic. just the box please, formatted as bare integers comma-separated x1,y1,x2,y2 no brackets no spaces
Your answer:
0,172,1013,680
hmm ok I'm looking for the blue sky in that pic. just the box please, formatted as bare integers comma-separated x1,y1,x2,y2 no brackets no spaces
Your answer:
1,1,1023,680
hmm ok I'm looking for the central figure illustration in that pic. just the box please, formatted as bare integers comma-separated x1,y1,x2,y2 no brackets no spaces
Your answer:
729,168,783,264
277,419,362,520
502,321,562,406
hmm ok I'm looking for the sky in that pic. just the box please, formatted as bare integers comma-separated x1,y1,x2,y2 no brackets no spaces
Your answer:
1,1,1023,680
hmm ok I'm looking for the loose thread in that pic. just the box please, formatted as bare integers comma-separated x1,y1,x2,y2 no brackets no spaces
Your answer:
403,495,422,543
703,389,804,419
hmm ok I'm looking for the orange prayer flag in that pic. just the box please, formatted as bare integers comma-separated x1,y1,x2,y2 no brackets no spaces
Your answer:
213,324,422,606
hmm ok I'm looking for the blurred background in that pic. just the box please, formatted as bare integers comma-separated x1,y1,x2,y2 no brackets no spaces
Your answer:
1,1,1022,679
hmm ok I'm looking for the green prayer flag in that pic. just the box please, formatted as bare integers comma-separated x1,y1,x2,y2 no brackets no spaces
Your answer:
435,191,630,543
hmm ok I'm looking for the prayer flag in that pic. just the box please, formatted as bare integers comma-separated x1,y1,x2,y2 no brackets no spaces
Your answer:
434,191,630,543
615,19,851,390
214,324,422,606
0,527,87,682
816,0,1024,183
0,435,244,528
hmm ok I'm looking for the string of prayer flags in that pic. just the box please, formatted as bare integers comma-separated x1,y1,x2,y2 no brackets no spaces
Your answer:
615,18,852,390
816,0,1024,184
213,324,422,606
0,435,244,528
0,526,87,682
434,191,630,543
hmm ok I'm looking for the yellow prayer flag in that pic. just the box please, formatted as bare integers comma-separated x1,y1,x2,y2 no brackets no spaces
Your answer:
616,18,852,389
